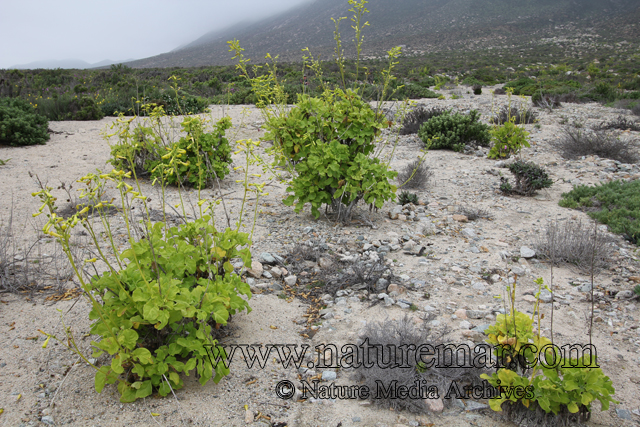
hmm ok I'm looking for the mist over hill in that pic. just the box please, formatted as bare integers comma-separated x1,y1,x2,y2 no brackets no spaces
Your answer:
125,0,640,68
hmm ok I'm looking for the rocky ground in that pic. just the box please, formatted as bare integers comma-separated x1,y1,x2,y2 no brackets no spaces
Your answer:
1,88,639,427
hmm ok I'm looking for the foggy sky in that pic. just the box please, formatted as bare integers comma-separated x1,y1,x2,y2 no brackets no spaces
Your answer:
0,0,310,69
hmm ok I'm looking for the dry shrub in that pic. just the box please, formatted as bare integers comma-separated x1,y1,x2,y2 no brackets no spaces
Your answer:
0,206,83,295
399,106,449,135
493,87,507,95
534,220,614,273
491,105,538,125
352,316,487,413
458,206,492,221
594,115,640,132
397,159,432,189
553,128,639,163
632,103,640,117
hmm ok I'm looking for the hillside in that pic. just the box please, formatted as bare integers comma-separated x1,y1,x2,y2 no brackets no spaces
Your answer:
125,0,640,68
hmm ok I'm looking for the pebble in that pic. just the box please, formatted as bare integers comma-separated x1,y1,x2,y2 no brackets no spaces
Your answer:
520,246,536,258
322,371,337,381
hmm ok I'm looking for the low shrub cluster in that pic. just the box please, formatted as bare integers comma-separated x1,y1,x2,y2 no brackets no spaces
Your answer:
559,180,640,244
418,110,490,152
553,128,639,163
0,97,50,146
500,160,552,196
398,191,418,205
399,106,449,135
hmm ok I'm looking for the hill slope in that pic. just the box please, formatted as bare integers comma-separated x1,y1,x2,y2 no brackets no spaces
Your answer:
127,0,640,68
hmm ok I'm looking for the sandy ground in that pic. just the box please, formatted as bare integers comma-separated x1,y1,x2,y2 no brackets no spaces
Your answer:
1,96,639,427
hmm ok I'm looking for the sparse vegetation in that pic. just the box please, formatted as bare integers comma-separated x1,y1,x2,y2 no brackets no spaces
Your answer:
554,128,639,163
491,105,538,125
594,115,640,132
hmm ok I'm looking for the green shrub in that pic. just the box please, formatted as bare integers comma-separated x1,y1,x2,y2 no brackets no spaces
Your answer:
110,114,232,190
488,121,531,159
500,160,552,196
0,97,50,146
395,84,439,99
418,110,490,152
34,173,253,403
473,85,482,95
265,88,397,221
559,180,640,244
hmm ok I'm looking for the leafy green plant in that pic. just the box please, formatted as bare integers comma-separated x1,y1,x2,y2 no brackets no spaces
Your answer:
559,180,640,245
0,158,10,165
418,110,490,152
500,160,552,196
481,277,617,422
34,172,252,402
0,97,50,146
473,85,482,95
264,89,397,221
397,191,418,205
488,121,531,159
109,110,232,190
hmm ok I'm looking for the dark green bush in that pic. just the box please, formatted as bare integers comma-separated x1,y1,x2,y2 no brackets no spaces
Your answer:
559,180,640,245
0,98,50,146
500,160,552,196
398,191,418,205
418,110,490,152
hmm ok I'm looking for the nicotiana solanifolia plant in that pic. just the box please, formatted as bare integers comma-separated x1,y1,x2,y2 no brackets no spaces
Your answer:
34,101,263,402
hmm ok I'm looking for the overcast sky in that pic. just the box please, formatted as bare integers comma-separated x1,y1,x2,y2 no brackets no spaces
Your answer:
0,0,310,69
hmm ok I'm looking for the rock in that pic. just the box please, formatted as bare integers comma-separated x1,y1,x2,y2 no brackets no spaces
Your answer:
471,281,485,291
284,275,297,286
318,257,333,269
472,323,491,333
271,267,283,278
539,290,553,303
384,296,395,306
579,283,593,292
247,261,263,278
396,302,411,309
616,408,632,420
424,397,444,413
260,252,276,265
262,271,273,279
511,266,526,276
464,400,489,411
423,305,436,312
467,310,487,319
461,228,476,238
629,276,640,283
454,309,468,319
615,290,634,299
322,370,337,381
459,320,472,330
270,283,283,291
522,295,537,303
520,246,536,258
376,278,389,291
398,214,407,221
490,274,501,283
41,416,54,425
453,214,468,222
387,284,407,294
